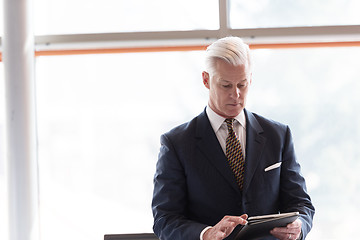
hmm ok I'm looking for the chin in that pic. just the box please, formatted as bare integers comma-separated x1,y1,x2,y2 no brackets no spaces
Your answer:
228,108,242,116
225,111,241,118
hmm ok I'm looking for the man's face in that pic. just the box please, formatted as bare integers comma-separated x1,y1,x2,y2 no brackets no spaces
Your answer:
202,60,252,118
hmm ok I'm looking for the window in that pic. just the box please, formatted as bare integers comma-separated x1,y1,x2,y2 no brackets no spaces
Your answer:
34,46,360,240
2,1,360,239
248,47,360,239
35,51,207,239
230,0,360,28
33,0,219,35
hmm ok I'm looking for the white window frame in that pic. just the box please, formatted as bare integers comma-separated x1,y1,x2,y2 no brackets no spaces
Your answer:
1,0,360,54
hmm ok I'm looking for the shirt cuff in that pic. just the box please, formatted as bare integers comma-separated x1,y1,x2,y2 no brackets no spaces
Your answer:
200,226,213,240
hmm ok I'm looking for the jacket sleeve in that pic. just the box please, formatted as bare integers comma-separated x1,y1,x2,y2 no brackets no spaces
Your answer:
279,126,315,239
152,134,207,240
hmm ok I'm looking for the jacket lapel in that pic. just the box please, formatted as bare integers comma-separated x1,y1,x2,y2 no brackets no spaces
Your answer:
242,109,266,194
196,110,241,193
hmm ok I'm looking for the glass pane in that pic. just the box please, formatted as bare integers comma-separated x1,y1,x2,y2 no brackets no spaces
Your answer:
230,0,360,28
34,0,219,35
36,47,360,240
35,51,207,240
248,47,360,239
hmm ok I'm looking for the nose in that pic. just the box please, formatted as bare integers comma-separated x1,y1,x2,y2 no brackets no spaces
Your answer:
230,87,241,99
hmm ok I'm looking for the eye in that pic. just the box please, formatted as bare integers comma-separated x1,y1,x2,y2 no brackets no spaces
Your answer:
222,84,231,88
238,82,248,88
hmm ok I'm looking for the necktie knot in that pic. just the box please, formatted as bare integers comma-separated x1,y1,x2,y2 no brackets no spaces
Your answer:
225,118,235,133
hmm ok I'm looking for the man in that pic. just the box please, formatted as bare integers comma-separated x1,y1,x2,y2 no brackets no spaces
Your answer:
152,37,315,240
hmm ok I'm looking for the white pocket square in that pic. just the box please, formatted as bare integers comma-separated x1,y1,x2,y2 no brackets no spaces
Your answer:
264,162,282,172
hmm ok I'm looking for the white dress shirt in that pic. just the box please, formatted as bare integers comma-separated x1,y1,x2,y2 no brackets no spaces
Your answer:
206,106,246,157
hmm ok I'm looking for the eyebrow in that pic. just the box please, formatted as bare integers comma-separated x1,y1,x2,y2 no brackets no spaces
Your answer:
219,79,247,83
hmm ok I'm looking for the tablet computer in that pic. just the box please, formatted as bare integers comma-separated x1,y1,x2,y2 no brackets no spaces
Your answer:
235,212,299,240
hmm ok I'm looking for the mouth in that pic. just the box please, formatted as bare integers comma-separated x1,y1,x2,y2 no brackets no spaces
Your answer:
228,103,241,107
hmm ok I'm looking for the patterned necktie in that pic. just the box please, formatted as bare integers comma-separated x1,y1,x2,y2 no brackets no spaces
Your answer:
225,118,245,190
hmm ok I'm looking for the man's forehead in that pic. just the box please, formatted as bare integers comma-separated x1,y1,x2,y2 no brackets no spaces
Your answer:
216,69,251,80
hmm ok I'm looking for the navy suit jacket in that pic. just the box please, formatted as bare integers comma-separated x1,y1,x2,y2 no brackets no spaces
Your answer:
152,109,314,240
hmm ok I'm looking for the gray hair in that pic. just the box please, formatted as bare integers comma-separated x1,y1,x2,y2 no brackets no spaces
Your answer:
204,36,252,75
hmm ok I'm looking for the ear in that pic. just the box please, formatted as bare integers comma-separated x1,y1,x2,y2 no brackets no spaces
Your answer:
202,71,210,89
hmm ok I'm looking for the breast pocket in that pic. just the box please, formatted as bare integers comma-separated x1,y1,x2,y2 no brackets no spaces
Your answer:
264,162,282,172
262,162,281,192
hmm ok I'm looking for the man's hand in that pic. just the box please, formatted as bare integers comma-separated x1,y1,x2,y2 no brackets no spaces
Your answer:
270,218,302,240
203,214,248,240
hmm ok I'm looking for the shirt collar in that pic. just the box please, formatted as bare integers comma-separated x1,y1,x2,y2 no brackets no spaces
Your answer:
206,106,246,133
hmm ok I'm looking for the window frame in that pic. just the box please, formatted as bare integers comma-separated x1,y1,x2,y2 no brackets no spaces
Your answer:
1,0,360,61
